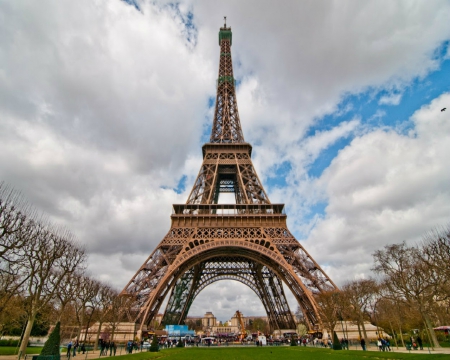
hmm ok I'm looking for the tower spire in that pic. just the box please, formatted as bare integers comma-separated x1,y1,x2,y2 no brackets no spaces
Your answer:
210,21,245,143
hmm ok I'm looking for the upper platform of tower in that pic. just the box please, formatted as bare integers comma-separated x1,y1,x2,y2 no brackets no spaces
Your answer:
209,23,245,144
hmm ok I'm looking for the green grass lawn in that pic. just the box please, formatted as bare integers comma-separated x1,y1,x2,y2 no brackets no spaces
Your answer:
89,346,449,360
1,345,447,359
0,346,42,356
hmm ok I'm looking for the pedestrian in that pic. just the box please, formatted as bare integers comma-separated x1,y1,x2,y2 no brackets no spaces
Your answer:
81,343,86,354
360,338,366,351
385,338,391,351
416,336,423,350
67,341,72,359
377,339,382,351
72,341,78,357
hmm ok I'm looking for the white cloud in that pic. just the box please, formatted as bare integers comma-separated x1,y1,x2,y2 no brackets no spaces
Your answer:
304,92,450,284
379,93,402,105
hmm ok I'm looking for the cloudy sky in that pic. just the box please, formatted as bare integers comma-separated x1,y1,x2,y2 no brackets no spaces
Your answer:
1,0,450,322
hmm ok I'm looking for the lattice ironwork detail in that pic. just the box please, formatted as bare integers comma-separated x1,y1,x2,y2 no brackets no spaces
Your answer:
121,23,337,336
186,152,269,205
210,28,244,144
162,258,296,330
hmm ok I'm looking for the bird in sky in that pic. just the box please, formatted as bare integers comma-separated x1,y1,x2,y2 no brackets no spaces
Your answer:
441,107,446,112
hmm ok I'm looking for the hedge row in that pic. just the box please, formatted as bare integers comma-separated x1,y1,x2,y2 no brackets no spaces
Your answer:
0,339,21,347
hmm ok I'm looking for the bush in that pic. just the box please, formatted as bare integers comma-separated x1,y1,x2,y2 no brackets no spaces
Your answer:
176,338,184,348
290,338,297,346
332,332,342,350
149,335,159,352
40,322,60,356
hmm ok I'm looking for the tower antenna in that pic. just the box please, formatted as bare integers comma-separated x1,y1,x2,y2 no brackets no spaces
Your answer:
224,16,227,28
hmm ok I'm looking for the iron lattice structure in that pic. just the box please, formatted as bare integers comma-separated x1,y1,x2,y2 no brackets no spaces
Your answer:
121,23,337,333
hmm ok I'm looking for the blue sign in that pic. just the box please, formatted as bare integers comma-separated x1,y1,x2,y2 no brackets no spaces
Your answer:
165,325,195,337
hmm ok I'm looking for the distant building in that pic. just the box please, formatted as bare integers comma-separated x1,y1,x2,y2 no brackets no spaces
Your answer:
333,321,390,340
78,319,167,344
78,322,138,344
184,311,269,336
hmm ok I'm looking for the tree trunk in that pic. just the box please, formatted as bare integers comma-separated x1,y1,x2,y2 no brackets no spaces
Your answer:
359,316,368,344
94,320,103,351
75,325,82,344
422,313,440,348
110,324,116,343
388,320,398,349
69,326,75,342
398,324,405,347
83,309,93,343
356,322,363,340
17,313,36,360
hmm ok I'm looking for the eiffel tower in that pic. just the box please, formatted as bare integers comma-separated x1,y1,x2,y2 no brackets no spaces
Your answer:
121,20,337,334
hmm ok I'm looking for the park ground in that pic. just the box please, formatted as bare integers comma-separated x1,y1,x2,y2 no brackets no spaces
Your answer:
2,346,450,360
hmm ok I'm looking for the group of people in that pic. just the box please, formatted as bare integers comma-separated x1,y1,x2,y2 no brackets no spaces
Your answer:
66,339,117,358
66,341,86,358
99,339,117,356
376,338,391,351
126,340,139,353
410,336,423,350
340,338,349,349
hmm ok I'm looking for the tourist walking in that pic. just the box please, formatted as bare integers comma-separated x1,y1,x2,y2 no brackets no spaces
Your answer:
360,338,366,351
416,336,423,350
99,340,105,356
67,341,72,359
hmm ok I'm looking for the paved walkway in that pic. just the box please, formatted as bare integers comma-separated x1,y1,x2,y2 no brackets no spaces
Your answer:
345,344,450,354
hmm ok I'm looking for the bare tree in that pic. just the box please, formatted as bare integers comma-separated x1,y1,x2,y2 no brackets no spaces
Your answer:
341,279,379,344
106,291,130,342
0,183,29,259
93,284,116,349
421,226,450,302
315,290,343,338
373,242,440,348
54,271,85,321
0,184,39,312
17,225,86,359
0,294,26,337
374,293,419,348
73,276,101,344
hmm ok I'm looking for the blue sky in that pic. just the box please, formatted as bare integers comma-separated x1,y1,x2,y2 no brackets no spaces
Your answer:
1,0,450,321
